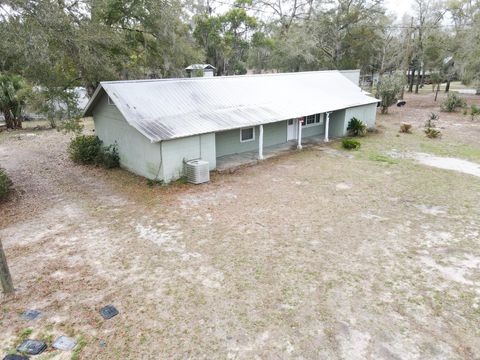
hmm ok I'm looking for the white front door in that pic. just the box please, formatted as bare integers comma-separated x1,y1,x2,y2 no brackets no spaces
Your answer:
287,119,297,140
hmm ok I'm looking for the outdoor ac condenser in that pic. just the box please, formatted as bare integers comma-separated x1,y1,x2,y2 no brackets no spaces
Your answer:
185,159,210,184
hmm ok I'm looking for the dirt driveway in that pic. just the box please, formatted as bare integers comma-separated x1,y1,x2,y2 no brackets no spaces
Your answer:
1,92,480,359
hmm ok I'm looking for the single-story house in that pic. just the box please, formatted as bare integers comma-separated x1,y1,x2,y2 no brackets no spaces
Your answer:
83,70,379,182
185,64,216,77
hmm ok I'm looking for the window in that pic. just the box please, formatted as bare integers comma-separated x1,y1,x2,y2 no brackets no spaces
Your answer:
306,115,316,125
302,114,323,127
288,119,294,125
240,127,255,142
316,113,324,125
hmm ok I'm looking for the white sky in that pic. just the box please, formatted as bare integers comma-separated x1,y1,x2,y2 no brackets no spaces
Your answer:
385,0,415,20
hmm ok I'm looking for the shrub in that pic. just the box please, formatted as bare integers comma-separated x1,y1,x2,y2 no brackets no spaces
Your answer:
95,143,120,169
342,138,361,150
471,104,480,120
425,112,439,128
69,136,120,168
425,127,441,139
68,135,102,164
0,168,12,200
399,123,412,134
347,117,367,136
441,92,466,112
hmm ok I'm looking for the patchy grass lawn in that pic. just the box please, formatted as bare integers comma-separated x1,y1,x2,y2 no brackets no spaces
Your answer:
1,92,480,359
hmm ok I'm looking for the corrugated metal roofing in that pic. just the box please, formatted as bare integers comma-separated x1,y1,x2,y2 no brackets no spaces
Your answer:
185,64,216,70
84,70,379,142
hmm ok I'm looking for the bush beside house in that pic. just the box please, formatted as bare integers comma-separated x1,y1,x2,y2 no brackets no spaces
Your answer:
342,138,361,150
68,135,119,169
347,117,367,136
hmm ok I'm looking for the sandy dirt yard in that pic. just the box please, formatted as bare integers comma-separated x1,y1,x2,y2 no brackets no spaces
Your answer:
1,92,480,359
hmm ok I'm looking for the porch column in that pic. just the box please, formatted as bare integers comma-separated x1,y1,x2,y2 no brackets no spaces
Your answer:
325,112,331,142
297,119,303,149
258,124,264,160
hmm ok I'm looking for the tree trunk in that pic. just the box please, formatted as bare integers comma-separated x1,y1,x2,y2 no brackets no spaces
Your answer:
434,82,440,102
13,117,22,129
445,78,451,93
415,66,421,94
0,239,14,294
3,110,14,129
420,67,426,88
408,68,415,93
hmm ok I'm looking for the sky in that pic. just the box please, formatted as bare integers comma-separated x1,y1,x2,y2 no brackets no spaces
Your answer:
385,0,415,21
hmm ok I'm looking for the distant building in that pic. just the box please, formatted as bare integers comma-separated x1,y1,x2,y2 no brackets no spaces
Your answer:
185,64,216,78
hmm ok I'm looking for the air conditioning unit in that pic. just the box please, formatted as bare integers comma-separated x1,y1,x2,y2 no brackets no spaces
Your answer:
185,159,210,184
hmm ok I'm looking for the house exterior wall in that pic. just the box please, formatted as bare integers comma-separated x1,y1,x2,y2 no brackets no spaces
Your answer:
161,133,216,183
345,103,377,129
93,94,163,180
328,103,377,138
302,121,325,137
215,120,287,157
328,109,347,137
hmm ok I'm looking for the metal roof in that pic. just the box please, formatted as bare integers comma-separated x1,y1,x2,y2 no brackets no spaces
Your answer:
84,70,379,142
185,64,216,70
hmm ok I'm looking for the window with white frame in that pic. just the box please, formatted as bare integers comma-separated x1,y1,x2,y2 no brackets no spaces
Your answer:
301,113,324,127
240,127,255,142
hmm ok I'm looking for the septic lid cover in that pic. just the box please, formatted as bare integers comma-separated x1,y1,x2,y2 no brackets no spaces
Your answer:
100,305,119,320
52,336,77,351
16,339,47,355
21,310,41,321
3,355,30,360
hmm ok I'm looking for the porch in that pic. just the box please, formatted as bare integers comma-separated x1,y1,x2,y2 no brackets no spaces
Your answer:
216,135,326,172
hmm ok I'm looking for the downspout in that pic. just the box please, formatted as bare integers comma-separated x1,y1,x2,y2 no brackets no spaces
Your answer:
155,141,163,181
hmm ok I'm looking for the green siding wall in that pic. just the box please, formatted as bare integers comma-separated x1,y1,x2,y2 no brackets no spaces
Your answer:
345,104,377,129
216,120,288,157
302,122,325,138
328,109,347,137
264,121,288,146
327,104,377,138
161,133,216,183
93,94,163,180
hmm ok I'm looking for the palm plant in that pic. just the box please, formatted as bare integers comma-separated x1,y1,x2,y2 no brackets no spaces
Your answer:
347,117,367,136
0,73,29,129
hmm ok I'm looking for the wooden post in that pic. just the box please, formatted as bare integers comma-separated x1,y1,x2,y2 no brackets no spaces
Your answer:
0,239,14,294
